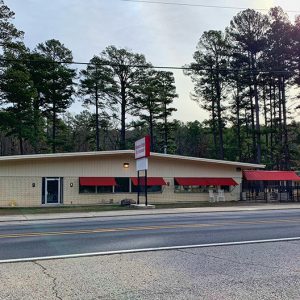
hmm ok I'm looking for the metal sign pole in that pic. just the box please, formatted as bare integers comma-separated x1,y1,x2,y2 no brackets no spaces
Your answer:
135,136,150,207
137,170,140,205
145,169,148,206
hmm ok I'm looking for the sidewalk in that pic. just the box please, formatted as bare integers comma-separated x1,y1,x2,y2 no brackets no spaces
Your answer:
0,203,300,222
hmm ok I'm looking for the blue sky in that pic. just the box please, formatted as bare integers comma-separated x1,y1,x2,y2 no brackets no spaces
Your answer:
5,0,300,122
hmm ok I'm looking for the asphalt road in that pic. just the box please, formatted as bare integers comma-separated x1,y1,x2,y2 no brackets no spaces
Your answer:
2,241,300,300
1,209,300,261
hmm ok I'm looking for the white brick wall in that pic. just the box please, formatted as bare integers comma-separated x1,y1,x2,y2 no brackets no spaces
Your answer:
0,176,241,207
0,176,41,207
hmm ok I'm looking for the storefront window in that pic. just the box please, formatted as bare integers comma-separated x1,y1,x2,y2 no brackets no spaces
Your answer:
174,185,210,193
220,185,231,192
97,186,113,193
131,185,162,193
175,185,231,193
79,185,114,193
79,186,96,193
115,177,130,193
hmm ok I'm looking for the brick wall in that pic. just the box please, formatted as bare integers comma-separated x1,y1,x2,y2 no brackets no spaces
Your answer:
0,176,241,207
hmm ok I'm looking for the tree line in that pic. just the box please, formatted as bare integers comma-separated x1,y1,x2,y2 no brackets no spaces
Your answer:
186,7,300,169
0,0,177,155
1,1,300,170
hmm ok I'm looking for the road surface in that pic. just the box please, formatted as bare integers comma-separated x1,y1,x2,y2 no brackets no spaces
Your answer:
1,209,300,261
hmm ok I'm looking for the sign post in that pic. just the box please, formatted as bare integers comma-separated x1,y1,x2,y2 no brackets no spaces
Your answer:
135,136,150,206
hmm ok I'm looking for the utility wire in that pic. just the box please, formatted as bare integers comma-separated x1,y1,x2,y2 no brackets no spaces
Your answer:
0,57,295,75
120,0,300,13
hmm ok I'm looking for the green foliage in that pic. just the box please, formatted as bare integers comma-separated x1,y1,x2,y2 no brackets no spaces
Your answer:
99,46,151,149
1,1,300,172
34,39,76,153
0,0,23,50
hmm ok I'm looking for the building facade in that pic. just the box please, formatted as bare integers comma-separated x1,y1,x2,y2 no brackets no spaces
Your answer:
0,151,264,207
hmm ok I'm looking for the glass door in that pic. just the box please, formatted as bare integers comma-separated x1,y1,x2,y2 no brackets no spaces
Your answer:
45,178,60,204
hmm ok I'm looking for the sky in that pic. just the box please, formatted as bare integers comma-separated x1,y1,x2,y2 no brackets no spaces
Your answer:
4,0,300,122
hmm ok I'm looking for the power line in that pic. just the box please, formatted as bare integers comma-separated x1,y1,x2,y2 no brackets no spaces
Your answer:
121,0,300,13
0,57,295,75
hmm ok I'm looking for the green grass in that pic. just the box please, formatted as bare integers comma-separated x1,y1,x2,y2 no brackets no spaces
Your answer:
0,201,261,216
154,201,255,209
0,205,132,216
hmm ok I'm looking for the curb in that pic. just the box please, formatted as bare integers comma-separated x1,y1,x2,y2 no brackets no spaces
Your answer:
0,205,300,223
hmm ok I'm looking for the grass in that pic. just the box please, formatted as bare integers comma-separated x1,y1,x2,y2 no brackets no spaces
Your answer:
154,201,259,209
0,201,266,216
0,205,131,216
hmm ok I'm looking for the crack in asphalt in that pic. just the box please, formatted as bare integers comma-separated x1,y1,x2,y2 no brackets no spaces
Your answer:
176,248,283,271
33,261,62,300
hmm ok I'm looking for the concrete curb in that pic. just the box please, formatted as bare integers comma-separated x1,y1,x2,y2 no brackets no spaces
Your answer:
0,204,300,223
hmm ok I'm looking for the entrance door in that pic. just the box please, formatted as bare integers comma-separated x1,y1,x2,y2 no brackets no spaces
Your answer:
45,178,60,204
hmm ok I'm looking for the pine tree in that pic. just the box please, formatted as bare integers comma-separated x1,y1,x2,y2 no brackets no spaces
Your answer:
185,30,230,159
227,9,269,163
99,46,150,149
79,56,115,151
35,39,76,153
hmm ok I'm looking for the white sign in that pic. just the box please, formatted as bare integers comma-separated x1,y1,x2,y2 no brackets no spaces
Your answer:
136,157,148,171
135,136,150,159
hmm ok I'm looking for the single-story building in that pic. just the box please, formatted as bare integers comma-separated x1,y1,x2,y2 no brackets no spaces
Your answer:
0,150,265,207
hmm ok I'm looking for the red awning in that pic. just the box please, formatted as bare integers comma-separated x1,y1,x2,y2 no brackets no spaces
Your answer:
175,178,209,186
131,177,167,186
174,177,237,186
79,177,116,186
243,171,300,181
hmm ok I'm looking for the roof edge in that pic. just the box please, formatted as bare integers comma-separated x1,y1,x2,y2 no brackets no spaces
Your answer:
0,150,265,168
151,152,265,169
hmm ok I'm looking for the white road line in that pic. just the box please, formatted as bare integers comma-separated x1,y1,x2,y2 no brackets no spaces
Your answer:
1,236,300,264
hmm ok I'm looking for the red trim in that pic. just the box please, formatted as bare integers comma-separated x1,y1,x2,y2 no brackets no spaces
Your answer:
135,136,151,159
243,171,300,181
175,178,208,186
79,177,116,186
131,177,166,186
174,177,237,186
145,135,150,157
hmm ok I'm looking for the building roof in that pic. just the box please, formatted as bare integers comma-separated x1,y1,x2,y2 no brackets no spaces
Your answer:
0,150,265,169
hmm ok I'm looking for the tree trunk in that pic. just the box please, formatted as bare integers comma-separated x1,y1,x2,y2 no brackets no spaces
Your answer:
215,68,224,160
210,69,218,158
251,53,261,164
277,77,283,169
19,135,23,155
263,83,268,162
95,80,100,151
236,92,241,161
281,75,289,170
269,82,274,165
52,100,56,153
272,82,279,170
250,86,256,162
163,102,168,154
149,110,154,152
120,83,126,150
33,94,40,154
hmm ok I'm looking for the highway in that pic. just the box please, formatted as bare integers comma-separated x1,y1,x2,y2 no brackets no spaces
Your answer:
1,209,300,261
